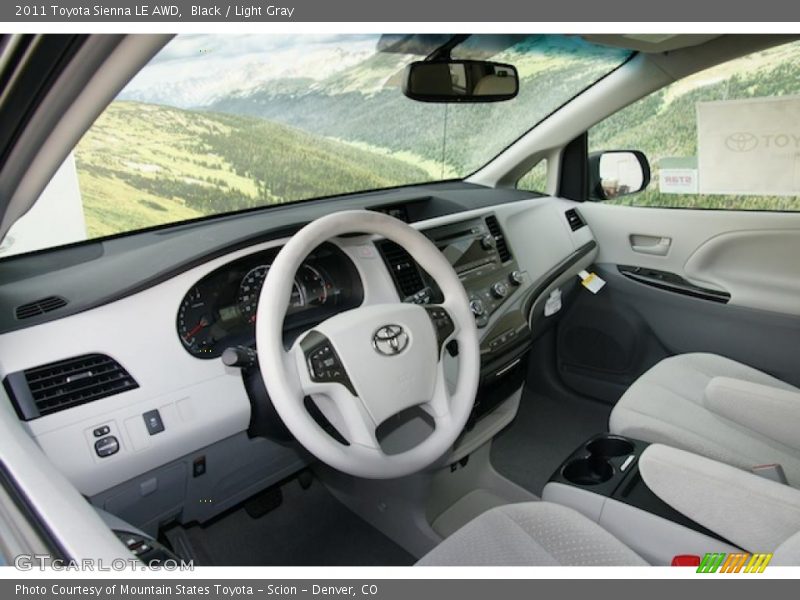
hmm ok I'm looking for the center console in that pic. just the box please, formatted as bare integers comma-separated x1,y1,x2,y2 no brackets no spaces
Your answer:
376,213,533,428
376,213,532,372
543,434,741,565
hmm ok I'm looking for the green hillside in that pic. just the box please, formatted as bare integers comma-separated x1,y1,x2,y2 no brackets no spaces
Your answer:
210,37,627,177
74,102,431,237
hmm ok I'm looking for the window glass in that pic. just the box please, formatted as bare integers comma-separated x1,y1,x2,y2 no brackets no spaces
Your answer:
589,39,800,210
517,159,548,193
0,34,629,257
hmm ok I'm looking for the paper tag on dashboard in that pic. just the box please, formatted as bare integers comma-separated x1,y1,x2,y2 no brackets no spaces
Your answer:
578,270,606,294
544,288,562,317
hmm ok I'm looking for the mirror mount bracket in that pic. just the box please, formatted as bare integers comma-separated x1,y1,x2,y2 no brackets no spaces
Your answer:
424,34,470,62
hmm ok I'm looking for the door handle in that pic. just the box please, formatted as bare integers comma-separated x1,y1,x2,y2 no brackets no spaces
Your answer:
630,234,671,256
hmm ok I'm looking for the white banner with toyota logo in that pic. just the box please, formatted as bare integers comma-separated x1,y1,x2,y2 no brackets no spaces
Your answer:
697,95,800,196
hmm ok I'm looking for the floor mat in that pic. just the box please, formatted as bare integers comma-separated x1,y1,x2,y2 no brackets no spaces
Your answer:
170,477,414,566
491,386,611,496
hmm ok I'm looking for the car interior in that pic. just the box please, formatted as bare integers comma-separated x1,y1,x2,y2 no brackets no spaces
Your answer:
0,32,799,568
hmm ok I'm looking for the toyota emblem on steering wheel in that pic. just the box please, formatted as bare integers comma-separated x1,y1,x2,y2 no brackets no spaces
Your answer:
372,325,409,356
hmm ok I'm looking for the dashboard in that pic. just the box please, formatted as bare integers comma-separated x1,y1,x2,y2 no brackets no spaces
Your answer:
0,186,598,532
175,243,363,358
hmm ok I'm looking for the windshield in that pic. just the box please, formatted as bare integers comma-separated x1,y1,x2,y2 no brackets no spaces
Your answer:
0,34,629,257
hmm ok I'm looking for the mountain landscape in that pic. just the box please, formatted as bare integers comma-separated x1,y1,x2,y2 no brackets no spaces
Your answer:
77,34,626,236
73,35,800,238
75,102,431,238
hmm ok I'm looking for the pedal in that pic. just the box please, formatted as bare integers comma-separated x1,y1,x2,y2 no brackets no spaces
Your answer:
244,486,283,519
297,469,313,490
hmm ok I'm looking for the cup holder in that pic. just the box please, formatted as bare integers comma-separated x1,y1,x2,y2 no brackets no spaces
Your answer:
586,436,634,458
559,436,638,487
562,456,614,486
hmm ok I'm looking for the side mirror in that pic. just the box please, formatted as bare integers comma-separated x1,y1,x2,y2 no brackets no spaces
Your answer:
589,150,651,201
402,60,519,103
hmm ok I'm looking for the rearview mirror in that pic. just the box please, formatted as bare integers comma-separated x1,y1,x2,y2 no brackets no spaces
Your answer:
589,150,651,201
402,60,519,103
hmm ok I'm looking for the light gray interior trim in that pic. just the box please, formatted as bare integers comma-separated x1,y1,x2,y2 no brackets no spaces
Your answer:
639,444,800,551
705,377,800,451
0,476,51,561
0,388,131,561
542,481,741,565
318,440,537,559
684,229,800,316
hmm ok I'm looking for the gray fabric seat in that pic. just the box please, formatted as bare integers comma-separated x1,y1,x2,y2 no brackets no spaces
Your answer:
417,502,646,566
609,353,800,487
417,500,800,566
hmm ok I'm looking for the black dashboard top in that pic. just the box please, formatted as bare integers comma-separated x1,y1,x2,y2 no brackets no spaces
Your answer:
0,181,537,334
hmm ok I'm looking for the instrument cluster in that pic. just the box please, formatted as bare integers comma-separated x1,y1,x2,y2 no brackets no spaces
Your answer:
176,244,363,358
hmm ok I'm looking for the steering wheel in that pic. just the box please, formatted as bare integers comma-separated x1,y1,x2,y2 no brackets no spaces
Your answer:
256,210,480,479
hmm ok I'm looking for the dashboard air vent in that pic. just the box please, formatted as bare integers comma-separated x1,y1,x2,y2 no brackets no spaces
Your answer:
15,296,67,320
485,215,512,262
376,240,425,298
5,353,138,420
565,208,586,231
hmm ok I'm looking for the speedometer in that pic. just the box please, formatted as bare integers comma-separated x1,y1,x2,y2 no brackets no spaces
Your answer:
237,265,304,323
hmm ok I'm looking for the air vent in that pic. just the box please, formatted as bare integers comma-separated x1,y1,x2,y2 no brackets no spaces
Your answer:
5,354,138,420
376,240,425,298
15,296,67,320
565,208,586,231
485,215,512,262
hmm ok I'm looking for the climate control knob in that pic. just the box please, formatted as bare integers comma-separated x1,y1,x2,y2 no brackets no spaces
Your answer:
491,282,509,299
480,233,496,250
509,270,524,286
469,298,486,317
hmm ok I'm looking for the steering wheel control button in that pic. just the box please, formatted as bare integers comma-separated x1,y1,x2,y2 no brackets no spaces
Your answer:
94,436,119,458
372,325,409,356
301,332,357,395
405,286,433,305
93,425,110,437
143,409,165,435
310,345,338,376
425,307,455,355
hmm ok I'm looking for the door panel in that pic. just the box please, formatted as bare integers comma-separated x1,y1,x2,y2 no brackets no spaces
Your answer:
684,229,800,316
555,203,800,404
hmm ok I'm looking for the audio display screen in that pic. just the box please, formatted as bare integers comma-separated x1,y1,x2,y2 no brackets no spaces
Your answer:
438,237,489,272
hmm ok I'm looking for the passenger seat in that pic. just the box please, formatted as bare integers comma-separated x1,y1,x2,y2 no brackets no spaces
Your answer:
609,353,800,487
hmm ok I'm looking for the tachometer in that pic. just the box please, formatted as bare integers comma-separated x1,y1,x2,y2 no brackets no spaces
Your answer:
237,265,304,323
297,264,330,307
177,287,216,354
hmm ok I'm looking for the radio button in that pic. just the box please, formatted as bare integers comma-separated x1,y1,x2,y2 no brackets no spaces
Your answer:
480,234,496,250
469,298,486,317
491,282,509,299
509,270,524,286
